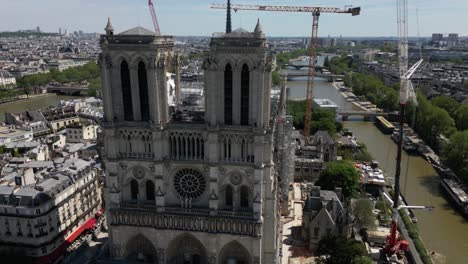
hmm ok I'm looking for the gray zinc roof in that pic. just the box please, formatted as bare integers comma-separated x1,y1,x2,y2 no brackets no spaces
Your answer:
119,27,156,36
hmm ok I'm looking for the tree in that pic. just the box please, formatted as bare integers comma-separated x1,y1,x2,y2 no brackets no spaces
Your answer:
431,96,459,117
316,161,361,198
455,105,468,130
316,235,368,264
443,131,468,183
351,256,374,264
352,199,377,230
23,84,31,98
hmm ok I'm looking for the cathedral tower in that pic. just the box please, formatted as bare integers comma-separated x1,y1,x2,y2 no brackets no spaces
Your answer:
101,18,280,264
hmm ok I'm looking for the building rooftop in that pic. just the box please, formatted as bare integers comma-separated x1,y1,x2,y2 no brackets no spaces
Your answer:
119,26,156,36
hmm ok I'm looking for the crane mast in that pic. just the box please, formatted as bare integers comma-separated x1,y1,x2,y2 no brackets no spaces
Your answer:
385,0,428,256
210,3,360,137
148,0,161,35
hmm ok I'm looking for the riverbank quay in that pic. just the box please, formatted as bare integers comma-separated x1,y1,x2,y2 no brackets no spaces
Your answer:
332,81,383,112
339,129,430,264
381,120,468,219
0,92,55,105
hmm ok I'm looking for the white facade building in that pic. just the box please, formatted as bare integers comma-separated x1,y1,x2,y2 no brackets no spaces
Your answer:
0,159,101,260
0,70,16,87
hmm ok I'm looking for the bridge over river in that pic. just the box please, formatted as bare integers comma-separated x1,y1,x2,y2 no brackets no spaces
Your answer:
47,86,88,96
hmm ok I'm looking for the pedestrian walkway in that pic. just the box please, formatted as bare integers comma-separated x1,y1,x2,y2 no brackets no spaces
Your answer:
281,183,315,264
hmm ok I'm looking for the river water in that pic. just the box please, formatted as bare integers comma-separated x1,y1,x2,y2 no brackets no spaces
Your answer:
288,76,468,264
0,94,79,123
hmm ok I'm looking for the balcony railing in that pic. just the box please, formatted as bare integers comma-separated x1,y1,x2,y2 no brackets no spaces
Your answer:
118,152,155,160
109,208,261,237
120,203,255,219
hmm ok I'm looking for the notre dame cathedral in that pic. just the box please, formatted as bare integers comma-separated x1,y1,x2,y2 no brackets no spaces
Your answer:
99,11,290,263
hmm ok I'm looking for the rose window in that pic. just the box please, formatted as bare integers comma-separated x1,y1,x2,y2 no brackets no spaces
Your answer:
174,168,206,199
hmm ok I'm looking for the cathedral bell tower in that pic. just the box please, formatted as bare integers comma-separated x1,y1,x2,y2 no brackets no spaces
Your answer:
204,19,275,129
99,20,175,125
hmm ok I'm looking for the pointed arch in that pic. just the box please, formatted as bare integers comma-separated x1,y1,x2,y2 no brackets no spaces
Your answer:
146,180,155,201
130,179,139,200
167,233,207,264
224,63,233,125
125,234,158,263
218,240,251,264
240,64,250,126
120,60,133,121
138,61,150,121
240,185,250,208
225,185,233,209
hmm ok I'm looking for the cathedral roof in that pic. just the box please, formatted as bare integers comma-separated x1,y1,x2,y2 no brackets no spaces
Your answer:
119,27,156,36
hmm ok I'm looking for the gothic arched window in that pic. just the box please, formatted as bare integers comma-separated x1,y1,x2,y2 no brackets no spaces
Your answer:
130,179,139,200
120,61,133,121
240,186,249,208
225,185,233,208
240,64,250,126
138,61,150,121
146,180,155,201
224,64,233,125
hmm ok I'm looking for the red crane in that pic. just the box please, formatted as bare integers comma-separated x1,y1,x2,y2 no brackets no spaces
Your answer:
210,3,360,137
148,0,161,35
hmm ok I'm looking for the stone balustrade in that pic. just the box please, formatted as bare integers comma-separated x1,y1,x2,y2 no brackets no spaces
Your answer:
109,207,262,237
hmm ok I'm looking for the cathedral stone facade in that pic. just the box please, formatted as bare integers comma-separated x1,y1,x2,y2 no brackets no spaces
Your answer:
100,18,281,264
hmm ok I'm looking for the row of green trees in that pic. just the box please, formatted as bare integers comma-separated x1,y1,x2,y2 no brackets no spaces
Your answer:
328,56,399,111
287,100,343,135
16,62,101,95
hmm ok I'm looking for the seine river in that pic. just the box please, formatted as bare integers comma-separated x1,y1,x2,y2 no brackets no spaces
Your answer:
2,81,467,263
288,76,468,264
0,94,79,123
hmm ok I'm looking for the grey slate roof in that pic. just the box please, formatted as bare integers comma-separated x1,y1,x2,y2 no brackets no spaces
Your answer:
119,27,156,36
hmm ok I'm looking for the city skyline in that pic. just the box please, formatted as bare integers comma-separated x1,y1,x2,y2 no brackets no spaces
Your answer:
1,0,467,37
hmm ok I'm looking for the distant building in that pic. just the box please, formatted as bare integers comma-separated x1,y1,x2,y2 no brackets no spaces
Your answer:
432,33,443,43
448,33,459,47
0,70,16,87
448,33,459,43
301,185,348,250
313,98,338,114
47,60,88,72
0,159,102,261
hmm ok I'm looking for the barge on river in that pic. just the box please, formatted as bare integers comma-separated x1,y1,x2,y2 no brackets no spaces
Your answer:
440,178,468,218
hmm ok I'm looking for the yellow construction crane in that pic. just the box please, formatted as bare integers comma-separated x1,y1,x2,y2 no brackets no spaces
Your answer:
210,3,360,137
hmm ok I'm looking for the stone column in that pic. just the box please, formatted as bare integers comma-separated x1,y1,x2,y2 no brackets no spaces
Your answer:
207,132,219,163
256,68,265,129
155,164,165,209
253,169,264,219
147,59,160,124
209,166,219,211
100,56,113,122
130,66,141,121
158,59,169,123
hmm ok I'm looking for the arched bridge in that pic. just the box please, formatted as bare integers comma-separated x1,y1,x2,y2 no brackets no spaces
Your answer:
47,86,88,96
281,69,344,82
337,110,388,121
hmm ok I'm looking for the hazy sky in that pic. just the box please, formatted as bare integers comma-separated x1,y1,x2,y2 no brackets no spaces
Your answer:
1,0,466,37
